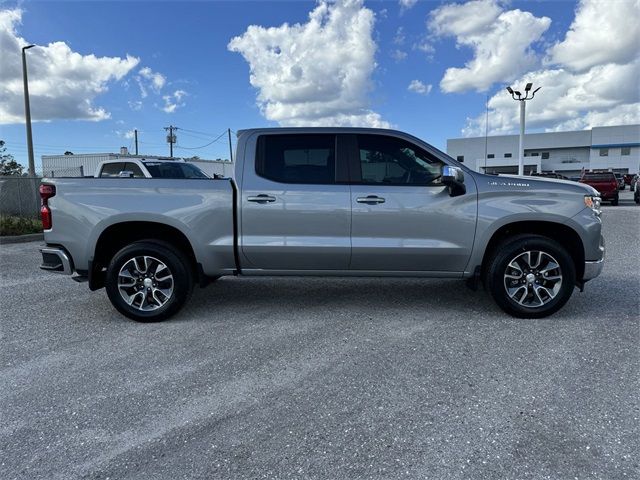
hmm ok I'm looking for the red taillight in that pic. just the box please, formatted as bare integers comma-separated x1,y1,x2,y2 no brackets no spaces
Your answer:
39,184,56,230
40,184,55,199
40,205,52,230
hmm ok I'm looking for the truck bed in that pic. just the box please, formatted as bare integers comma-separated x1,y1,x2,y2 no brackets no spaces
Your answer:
43,177,237,277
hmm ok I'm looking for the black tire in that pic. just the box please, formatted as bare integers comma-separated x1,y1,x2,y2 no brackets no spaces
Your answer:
611,196,619,206
105,240,194,322
484,235,576,319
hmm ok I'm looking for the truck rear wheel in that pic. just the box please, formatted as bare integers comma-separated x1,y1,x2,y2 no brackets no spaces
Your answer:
485,235,576,319
105,241,194,322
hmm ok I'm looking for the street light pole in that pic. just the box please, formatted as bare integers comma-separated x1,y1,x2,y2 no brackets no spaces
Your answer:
22,44,36,177
519,99,525,176
506,83,541,176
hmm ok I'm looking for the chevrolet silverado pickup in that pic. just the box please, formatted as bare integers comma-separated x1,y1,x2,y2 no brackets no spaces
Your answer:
39,128,605,321
580,172,619,205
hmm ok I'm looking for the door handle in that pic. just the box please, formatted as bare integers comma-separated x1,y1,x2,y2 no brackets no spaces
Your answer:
356,195,385,204
247,194,276,203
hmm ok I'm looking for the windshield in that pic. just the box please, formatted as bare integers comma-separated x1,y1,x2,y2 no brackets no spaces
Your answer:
142,162,209,179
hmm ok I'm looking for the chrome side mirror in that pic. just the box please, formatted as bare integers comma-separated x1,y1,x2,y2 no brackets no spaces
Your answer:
442,165,466,197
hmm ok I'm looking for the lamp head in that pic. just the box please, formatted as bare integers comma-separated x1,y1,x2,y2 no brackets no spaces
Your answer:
525,83,533,92
506,86,514,94
23,44,36,50
515,91,522,97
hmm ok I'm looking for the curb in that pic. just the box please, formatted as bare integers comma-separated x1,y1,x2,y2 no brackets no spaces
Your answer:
0,233,44,245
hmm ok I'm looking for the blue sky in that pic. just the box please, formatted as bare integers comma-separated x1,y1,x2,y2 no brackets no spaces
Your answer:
0,0,638,169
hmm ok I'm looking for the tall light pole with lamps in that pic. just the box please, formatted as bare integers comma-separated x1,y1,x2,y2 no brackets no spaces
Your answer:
22,44,36,176
506,83,541,176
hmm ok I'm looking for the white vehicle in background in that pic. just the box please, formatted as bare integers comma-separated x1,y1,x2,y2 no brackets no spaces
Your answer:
95,159,211,179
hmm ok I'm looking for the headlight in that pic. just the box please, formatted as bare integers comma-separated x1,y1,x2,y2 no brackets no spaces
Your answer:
584,195,601,215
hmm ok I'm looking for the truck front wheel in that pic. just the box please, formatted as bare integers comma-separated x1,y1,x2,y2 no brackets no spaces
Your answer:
485,235,576,318
105,241,194,322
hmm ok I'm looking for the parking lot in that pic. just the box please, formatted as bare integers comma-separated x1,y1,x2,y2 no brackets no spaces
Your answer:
1,193,638,480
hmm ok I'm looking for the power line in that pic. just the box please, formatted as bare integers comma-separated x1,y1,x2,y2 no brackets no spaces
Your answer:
179,130,215,141
180,127,227,138
175,130,227,150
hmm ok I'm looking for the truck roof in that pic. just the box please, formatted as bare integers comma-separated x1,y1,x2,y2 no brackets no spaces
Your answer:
237,127,407,137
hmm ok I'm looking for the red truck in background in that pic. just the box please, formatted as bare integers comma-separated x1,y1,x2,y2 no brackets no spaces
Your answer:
623,173,635,187
580,171,619,205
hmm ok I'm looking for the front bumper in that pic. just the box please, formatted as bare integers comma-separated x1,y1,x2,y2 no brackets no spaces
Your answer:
583,258,604,280
40,246,74,275
583,234,605,281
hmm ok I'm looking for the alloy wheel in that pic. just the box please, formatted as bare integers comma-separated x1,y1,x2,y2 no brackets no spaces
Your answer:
503,250,563,308
117,256,174,311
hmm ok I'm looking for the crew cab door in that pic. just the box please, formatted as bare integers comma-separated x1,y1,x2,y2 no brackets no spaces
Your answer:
346,133,477,272
240,133,351,271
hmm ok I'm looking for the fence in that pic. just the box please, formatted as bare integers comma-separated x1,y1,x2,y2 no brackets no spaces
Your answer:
41,166,86,178
0,176,42,218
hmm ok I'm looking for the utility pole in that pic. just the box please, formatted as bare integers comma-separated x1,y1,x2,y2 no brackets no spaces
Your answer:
506,83,541,176
164,125,178,158
134,129,138,155
228,128,233,163
22,44,36,176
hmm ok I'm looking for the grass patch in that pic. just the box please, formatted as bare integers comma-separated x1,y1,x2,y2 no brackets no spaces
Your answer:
0,216,42,236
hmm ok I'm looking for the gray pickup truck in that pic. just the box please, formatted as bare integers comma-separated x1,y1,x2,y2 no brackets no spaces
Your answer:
39,128,605,321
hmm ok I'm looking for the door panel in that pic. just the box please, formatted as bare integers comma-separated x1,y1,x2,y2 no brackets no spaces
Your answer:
350,184,477,271
348,133,477,272
240,133,351,270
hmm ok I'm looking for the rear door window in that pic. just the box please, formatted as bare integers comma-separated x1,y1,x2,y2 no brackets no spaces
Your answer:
99,162,125,177
123,162,145,178
143,162,208,179
256,134,336,184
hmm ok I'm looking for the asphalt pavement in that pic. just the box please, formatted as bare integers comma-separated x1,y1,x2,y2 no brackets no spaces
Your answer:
1,192,639,480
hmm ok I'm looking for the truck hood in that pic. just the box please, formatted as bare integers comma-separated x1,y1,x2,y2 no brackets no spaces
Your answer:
498,174,599,196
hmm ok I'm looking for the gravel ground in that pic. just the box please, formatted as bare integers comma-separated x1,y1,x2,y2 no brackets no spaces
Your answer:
1,196,639,480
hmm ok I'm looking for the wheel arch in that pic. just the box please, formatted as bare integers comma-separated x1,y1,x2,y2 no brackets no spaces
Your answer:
480,221,585,282
89,221,199,290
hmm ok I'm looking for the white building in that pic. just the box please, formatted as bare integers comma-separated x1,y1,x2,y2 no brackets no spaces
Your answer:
41,149,234,178
447,124,640,176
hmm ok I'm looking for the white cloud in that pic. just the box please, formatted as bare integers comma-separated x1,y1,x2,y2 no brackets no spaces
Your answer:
413,39,435,60
393,27,405,45
115,128,137,139
399,0,418,10
391,49,408,62
228,0,390,128
463,60,640,137
128,100,143,111
162,89,187,113
429,0,551,93
131,66,186,113
461,0,640,136
548,0,640,72
136,67,166,97
408,80,432,95
0,8,139,124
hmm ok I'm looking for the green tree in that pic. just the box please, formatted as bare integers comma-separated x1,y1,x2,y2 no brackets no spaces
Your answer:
0,140,25,176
